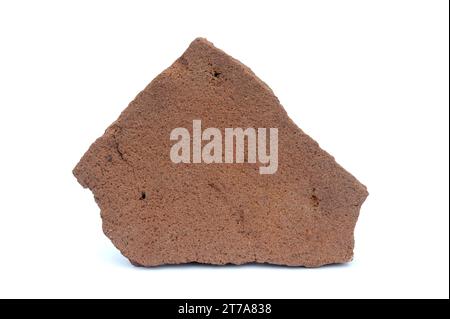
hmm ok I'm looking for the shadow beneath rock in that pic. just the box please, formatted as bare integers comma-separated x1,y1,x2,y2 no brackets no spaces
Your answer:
101,242,353,270
102,248,352,270
145,261,352,270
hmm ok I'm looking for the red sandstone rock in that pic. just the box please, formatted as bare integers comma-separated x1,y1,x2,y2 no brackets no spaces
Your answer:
73,38,368,267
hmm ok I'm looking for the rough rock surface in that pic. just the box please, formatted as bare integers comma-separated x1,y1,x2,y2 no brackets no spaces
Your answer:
73,38,368,267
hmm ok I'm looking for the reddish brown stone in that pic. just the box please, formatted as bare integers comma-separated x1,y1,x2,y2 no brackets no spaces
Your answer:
73,38,368,267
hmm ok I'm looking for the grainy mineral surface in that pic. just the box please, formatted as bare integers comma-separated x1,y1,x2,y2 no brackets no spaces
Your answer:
73,38,368,267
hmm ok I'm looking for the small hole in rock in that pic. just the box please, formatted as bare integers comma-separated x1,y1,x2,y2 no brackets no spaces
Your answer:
212,70,221,78
139,192,146,200
311,194,320,207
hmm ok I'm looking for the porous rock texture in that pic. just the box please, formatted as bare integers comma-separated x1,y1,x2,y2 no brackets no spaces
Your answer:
73,38,368,267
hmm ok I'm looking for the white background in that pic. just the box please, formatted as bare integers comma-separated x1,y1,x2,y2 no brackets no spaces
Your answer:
0,0,448,299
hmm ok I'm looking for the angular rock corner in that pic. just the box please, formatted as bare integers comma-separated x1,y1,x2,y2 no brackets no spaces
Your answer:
73,37,368,267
